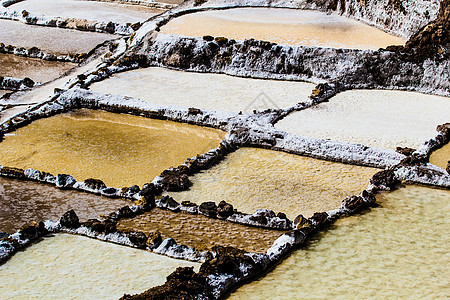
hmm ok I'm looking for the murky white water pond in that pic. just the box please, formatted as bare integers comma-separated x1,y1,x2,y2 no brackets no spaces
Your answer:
229,185,450,299
160,8,405,50
276,90,450,150
10,0,165,24
0,19,118,55
0,234,199,299
90,66,315,113
166,148,377,220
0,53,76,83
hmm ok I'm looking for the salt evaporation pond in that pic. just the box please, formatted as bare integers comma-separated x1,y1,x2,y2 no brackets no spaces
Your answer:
117,208,284,253
0,234,199,299
276,90,450,150
0,176,130,234
0,53,76,83
10,0,165,24
0,19,117,55
430,143,450,171
166,148,378,220
90,67,315,113
0,109,225,187
229,185,450,299
160,8,405,50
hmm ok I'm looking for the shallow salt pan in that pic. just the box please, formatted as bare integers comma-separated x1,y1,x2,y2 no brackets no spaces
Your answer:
0,234,199,299
10,0,165,24
229,186,450,299
430,143,450,171
0,19,118,55
0,109,225,187
160,8,405,50
0,53,76,83
90,67,315,113
165,148,378,220
0,177,130,234
276,90,450,150
117,208,284,253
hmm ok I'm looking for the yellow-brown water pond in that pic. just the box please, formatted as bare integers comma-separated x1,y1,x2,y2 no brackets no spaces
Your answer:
90,66,315,113
430,143,450,171
229,185,450,299
0,234,199,299
160,8,405,50
117,208,284,253
0,109,225,187
0,176,130,234
165,148,378,220
0,53,76,84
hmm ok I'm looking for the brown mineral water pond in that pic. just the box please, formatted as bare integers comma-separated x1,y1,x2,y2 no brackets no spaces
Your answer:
430,143,450,171
0,109,225,187
0,19,118,55
90,67,315,113
160,8,405,50
10,0,165,24
229,185,450,299
0,234,199,299
0,176,130,234
276,90,450,150
166,148,378,220
117,208,284,253
0,53,76,83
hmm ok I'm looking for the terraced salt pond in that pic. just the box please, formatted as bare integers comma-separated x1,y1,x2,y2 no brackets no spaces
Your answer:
117,208,284,253
276,90,450,150
430,143,450,171
229,185,450,299
166,148,378,220
160,8,405,50
0,177,130,234
0,234,199,299
0,109,225,187
90,67,315,113
0,53,76,83
0,19,117,55
9,0,165,24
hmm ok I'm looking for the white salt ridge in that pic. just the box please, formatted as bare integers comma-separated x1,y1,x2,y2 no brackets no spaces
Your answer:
394,164,450,188
140,33,450,96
